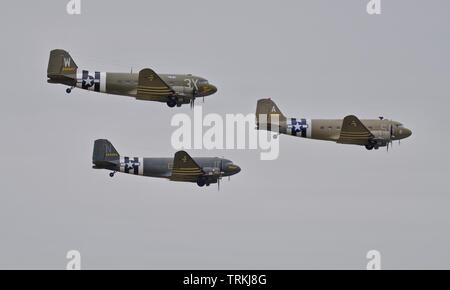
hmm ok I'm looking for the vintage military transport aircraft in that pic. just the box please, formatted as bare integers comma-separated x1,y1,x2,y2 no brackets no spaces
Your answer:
47,49,218,107
92,139,241,188
256,98,412,150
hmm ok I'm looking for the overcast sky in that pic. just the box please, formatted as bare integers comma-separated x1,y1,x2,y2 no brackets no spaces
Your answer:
0,0,449,269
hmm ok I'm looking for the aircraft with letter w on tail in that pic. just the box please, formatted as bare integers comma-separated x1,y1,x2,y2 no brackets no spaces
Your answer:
92,139,241,188
256,98,412,151
47,49,218,108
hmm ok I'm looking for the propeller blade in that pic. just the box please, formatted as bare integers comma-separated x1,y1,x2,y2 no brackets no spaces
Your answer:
190,87,197,109
218,158,223,191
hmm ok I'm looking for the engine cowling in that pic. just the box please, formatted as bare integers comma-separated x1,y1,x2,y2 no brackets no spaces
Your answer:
203,167,221,176
370,130,391,146
172,86,194,97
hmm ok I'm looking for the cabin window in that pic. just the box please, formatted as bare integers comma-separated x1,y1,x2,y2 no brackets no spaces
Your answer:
320,126,325,129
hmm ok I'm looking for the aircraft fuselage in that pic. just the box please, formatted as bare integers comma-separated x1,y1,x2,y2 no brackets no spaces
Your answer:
93,156,240,181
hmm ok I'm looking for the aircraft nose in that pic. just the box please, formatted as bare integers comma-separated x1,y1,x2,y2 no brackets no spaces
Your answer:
208,84,218,95
398,127,412,139
226,164,241,175
403,128,412,138
200,84,217,96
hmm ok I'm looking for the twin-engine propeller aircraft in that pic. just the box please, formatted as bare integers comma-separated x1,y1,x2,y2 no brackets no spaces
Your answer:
47,49,218,108
92,139,241,188
256,99,412,150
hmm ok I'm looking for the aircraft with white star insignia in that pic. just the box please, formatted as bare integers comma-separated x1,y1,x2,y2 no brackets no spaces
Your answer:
256,98,412,151
47,49,218,108
92,139,241,189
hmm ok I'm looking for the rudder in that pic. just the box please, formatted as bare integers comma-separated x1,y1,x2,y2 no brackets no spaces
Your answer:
93,139,120,165
47,49,78,84
256,98,287,129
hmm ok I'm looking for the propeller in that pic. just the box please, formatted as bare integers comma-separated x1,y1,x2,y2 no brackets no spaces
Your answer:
190,86,198,109
217,158,223,191
390,123,394,150
214,158,227,191
387,123,393,152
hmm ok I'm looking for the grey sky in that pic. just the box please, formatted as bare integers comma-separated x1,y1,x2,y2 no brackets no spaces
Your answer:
0,0,449,269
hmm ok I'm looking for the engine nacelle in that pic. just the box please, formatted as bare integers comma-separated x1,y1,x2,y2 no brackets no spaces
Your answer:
370,130,391,146
203,167,221,176
172,86,194,97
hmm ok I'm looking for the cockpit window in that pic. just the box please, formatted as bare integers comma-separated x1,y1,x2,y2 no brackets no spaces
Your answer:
198,80,209,86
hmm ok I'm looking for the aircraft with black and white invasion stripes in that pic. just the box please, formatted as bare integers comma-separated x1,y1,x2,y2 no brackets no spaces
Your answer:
92,140,241,188
47,49,218,108
256,98,412,151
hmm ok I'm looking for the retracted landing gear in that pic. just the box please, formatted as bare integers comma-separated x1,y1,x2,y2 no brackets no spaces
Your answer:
167,96,184,108
167,100,176,108
197,178,205,187
166,96,178,108
365,144,380,150
197,177,210,187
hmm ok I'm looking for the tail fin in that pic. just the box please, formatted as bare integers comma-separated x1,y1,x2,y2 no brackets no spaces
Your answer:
47,49,78,85
92,139,120,167
256,98,287,129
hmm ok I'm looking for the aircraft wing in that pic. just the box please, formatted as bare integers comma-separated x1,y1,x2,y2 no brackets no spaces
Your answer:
337,115,374,145
169,151,205,182
136,68,175,101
